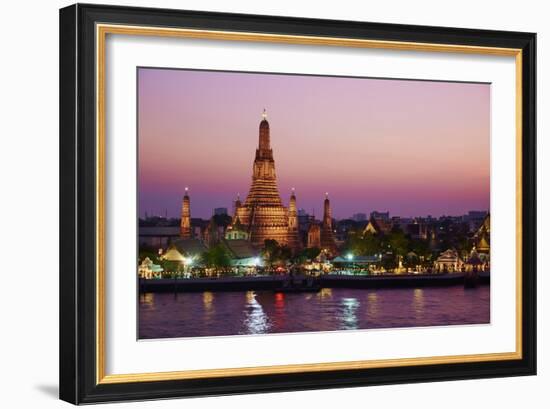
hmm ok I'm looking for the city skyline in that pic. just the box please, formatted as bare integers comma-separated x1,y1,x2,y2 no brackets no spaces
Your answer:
138,68,490,220
140,202,487,222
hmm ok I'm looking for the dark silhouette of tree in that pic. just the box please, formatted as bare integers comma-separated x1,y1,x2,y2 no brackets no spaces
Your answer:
201,244,231,269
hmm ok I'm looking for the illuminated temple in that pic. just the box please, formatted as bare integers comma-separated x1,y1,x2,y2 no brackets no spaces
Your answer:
235,110,302,251
180,110,336,254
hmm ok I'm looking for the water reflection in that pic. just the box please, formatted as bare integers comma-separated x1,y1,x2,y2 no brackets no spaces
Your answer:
366,292,379,319
140,293,154,307
203,291,214,311
139,287,490,339
317,288,333,300
340,297,359,330
412,288,425,317
242,291,270,334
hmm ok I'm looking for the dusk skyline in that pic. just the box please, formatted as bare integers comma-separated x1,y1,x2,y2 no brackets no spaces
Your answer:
138,68,490,220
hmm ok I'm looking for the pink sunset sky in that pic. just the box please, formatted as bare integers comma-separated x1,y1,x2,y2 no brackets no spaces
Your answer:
138,68,490,220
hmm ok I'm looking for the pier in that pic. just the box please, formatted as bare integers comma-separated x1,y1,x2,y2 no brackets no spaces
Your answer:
139,272,490,293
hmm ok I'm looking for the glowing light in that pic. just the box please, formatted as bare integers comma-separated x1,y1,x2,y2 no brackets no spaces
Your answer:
261,108,267,120
346,253,354,261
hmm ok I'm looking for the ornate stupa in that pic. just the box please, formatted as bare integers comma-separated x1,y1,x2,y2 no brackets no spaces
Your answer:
180,187,191,238
236,110,296,249
286,188,302,251
320,193,337,255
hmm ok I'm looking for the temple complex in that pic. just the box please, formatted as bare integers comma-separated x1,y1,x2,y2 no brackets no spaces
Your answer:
177,110,337,255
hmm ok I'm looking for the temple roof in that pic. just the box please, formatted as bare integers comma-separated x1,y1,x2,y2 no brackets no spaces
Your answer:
171,238,207,257
162,246,185,262
221,239,258,259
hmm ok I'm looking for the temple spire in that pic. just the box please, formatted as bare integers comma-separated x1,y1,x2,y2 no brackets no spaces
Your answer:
258,108,271,153
320,192,337,255
180,187,191,239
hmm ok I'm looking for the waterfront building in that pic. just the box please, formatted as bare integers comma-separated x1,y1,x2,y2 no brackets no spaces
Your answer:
138,257,163,279
180,187,191,239
434,249,463,272
220,239,260,268
170,238,207,258
162,245,186,263
331,255,379,269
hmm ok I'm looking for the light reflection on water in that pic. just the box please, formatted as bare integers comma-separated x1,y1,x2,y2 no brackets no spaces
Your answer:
139,286,490,339
340,298,360,330
242,291,271,334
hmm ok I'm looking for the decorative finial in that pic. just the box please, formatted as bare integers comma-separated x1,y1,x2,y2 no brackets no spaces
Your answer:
262,108,267,120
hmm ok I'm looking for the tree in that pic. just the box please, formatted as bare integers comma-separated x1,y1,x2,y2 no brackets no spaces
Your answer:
201,245,231,269
262,239,292,266
345,233,381,256
381,253,397,271
388,230,409,257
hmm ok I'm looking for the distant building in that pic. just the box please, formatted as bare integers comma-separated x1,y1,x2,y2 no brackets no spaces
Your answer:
403,221,428,239
139,226,180,249
364,216,393,236
370,211,390,221
464,210,489,232
352,213,367,222
213,207,228,216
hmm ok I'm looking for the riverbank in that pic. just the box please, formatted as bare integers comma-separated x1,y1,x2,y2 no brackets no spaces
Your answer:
139,272,490,293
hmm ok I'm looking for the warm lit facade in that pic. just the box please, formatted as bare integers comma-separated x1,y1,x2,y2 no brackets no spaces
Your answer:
177,111,336,254
235,111,301,251
180,187,191,239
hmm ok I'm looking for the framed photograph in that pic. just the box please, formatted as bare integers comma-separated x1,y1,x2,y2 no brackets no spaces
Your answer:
59,4,536,404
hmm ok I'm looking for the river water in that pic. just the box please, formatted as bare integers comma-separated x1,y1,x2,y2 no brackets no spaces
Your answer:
139,286,490,339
